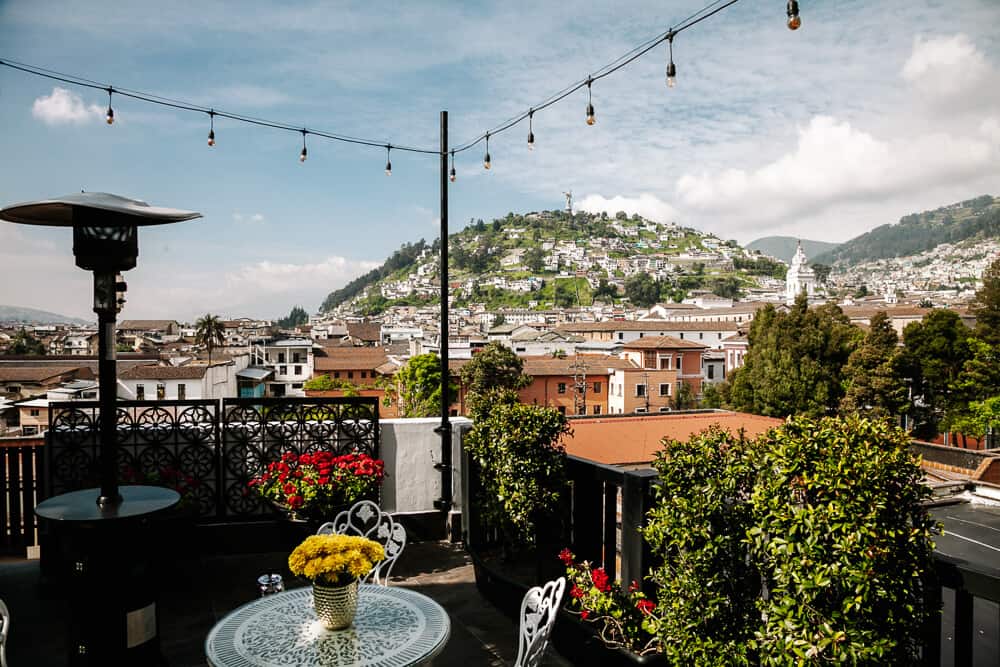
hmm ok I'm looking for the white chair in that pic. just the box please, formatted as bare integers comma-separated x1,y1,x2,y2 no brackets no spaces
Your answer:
316,500,406,586
514,576,566,667
0,597,9,667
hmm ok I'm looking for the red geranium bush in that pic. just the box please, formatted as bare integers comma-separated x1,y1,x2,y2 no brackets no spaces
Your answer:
249,451,384,520
559,548,661,655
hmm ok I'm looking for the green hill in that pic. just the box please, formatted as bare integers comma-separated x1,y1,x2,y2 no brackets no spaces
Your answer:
745,237,839,264
812,195,1000,266
0,305,91,325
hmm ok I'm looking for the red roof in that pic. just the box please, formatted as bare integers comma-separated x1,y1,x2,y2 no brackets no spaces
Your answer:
565,411,783,465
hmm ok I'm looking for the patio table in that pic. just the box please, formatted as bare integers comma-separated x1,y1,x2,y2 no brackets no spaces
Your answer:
205,584,450,666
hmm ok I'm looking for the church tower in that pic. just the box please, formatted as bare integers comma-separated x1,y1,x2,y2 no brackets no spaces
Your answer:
785,241,817,305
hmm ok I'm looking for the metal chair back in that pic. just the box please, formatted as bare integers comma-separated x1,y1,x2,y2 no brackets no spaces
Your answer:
316,500,406,585
514,576,566,667
0,597,9,667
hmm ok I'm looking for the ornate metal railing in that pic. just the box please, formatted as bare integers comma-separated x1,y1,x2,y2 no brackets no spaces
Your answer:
45,396,379,520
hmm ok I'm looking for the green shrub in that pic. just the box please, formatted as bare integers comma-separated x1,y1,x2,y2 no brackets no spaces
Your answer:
643,426,758,666
642,417,936,665
748,416,935,665
463,397,569,549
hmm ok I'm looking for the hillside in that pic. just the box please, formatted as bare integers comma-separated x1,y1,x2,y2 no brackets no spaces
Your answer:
745,237,839,264
321,210,786,314
813,195,1000,266
0,304,91,325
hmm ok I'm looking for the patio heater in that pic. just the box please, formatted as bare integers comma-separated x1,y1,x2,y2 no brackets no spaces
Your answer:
0,192,200,665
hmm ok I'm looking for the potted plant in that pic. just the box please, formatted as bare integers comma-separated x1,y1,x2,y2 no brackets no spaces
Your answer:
288,533,385,629
557,548,665,665
248,451,385,522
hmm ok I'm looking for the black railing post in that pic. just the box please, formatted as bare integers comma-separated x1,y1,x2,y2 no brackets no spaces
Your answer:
434,109,452,512
954,588,974,666
568,460,603,565
620,468,658,593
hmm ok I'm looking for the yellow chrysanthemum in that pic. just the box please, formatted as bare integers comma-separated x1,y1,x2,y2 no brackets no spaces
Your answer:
288,534,387,586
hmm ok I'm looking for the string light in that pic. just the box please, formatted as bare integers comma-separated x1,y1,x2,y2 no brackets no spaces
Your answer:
666,32,676,88
105,87,114,125
527,109,535,151
787,0,801,30
585,78,596,125
0,0,763,171
449,150,456,182
385,145,392,175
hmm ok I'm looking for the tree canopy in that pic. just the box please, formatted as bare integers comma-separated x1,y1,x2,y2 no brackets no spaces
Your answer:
8,329,46,355
277,305,309,329
840,312,908,419
460,342,531,417
729,295,861,417
394,353,456,418
625,273,660,308
194,313,225,363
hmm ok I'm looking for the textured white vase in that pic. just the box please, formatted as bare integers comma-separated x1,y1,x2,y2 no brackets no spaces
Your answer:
312,580,359,630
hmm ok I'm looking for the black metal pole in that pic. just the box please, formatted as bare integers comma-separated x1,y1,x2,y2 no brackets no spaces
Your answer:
434,110,453,511
94,270,121,507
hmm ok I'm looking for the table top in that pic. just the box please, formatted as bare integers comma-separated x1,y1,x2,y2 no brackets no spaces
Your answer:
35,485,180,522
206,584,451,667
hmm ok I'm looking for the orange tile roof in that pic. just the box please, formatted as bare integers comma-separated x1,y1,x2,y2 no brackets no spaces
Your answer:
621,335,707,350
521,355,636,377
564,411,783,465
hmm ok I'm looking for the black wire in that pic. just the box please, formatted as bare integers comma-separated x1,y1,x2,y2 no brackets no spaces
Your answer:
0,0,743,160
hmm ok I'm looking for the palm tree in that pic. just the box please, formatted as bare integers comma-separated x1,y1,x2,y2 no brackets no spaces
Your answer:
195,313,225,364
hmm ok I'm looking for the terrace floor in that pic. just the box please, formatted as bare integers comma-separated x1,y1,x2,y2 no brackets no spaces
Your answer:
0,540,572,666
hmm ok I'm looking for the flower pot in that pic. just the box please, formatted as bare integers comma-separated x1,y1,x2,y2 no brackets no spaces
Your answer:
312,580,359,630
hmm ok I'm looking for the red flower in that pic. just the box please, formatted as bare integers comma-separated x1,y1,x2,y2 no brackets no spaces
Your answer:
569,585,584,599
629,580,639,592
580,610,590,620
288,495,304,509
591,568,610,593
283,483,296,496
558,548,574,566
636,599,655,615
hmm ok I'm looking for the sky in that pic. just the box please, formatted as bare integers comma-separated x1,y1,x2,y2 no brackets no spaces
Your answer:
1,0,998,321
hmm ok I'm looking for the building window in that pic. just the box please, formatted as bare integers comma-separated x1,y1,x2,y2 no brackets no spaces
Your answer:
635,407,647,414
557,382,567,394
636,383,646,397
292,383,303,389
29,409,40,417
348,371,354,379
178,384,186,400
659,383,671,396
676,357,682,370
293,353,301,363
643,351,656,368
577,405,586,415
699,332,704,339
593,382,601,394
707,365,715,380
136,385,145,400
278,353,286,363
618,332,624,340
8,385,20,394
557,406,566,415
334,371,340,378
156,383,166,400
279,365,287,375
294,365,302,376
679,333,684,339
360,371,367,379
593,405,601,415
659,406,671,413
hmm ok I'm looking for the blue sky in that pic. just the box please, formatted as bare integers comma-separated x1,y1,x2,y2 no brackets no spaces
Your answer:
1,0,998,321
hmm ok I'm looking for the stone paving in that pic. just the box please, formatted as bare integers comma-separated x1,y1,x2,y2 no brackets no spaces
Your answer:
0,541,571,666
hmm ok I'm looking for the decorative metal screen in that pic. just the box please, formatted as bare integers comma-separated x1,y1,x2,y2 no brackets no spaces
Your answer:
45,396,379,520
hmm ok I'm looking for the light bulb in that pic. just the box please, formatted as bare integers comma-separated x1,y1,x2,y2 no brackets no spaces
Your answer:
207,111,215,146
528,131,535,151
385,145,392,175
449,167,456,182
106,106,114,125
586,103,596,126
385,160,392,176
484,152,491,170
787,0,801,30
207,129,215,147
666,62,676,88
299,146,307,162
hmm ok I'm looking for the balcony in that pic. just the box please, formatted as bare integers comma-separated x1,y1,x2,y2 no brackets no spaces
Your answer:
1,396,999,665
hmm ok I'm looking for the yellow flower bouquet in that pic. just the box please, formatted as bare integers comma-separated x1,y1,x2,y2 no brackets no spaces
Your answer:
288,534,386,587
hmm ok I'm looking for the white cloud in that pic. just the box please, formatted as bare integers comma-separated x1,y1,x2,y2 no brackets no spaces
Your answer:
31,87,103,125
213,84,291,108
902,34,990,97
578,194,679,224
222,256,379,294
232,212,266,224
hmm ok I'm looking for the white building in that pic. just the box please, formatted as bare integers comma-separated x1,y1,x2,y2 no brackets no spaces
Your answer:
253,339,315,397
785,241,818,305
118,357,247,401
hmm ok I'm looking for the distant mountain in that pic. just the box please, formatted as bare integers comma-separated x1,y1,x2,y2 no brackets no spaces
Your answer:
745,237,839,264
812,194,1000,267
0,305,91,326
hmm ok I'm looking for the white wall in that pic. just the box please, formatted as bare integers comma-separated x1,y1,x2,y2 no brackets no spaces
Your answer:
378,417,468,518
